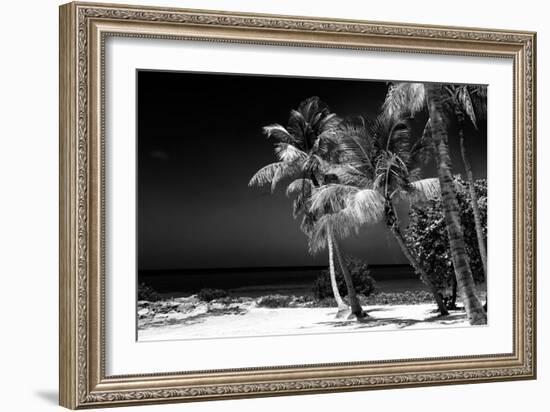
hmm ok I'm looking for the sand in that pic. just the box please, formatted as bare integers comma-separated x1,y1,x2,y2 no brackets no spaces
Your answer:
138,303,470,341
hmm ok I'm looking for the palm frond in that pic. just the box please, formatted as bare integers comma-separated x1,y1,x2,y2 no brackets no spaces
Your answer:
374,152,408,195
457,86,478,129
270,161,302,193
347,189,385,225
324,164,368,186
468,85,487,123
309,184,358,215
262,124,295,143
309,212,360,254
317,112,341,134
286,178,314,197
299,212,316,237
388,123,413,165
249,161,301,193
383,83,426,120
249,162,284,187
299,96,329,123
404,178,441,203
410,119,434,165
292,191,311,218
287,109,307,143
274,143,308,162
371,112,413,167
311,129,339,158
335,116,375,169
302,154,328,177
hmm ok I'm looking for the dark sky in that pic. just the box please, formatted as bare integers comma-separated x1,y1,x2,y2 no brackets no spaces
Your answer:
137,70,487,271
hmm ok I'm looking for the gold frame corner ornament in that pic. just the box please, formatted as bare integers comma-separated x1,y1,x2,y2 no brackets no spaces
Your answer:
59,1,536,409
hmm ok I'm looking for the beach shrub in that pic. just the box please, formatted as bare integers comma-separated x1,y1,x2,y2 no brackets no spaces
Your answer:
197,288,229,302
257,294,292,308
137,282,161,302
405,176,487,302
312,256,376,301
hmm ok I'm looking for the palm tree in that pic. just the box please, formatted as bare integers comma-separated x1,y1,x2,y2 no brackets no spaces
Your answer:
372,115,450,315
308,179,384,318
249,96,363,318
286,178,348,316
425,84,486,325
309,115,449,315
444,85,488,280
383,82,486,324
384,82,488,278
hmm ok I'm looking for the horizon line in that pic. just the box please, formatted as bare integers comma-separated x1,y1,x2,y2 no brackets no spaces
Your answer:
139,263,413,275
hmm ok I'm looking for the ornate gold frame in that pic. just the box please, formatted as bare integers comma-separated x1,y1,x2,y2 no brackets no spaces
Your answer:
59,1,536,409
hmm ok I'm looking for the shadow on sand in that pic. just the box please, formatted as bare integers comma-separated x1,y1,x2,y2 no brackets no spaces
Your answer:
313,310,467,330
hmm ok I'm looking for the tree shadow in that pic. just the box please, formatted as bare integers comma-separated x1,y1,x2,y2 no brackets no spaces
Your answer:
423,311,469,324
315,317,420,329
314,310,468,330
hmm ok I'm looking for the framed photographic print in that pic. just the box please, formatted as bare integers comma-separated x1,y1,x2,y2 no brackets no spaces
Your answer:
59,1,537,409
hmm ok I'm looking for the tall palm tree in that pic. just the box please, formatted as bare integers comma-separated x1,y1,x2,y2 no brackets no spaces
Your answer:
385,82,488,278
249,96,364,318
425,84,486,325
372,115,450,315
444,85,488,279
383,82,486,324
309,115,449,315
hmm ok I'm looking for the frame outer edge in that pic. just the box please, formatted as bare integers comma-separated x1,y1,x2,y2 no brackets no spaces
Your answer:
59,1,536,408
60,2,79,410
529,31,537,379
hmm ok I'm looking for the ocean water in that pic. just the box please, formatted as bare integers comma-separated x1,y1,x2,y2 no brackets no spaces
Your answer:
139,265,426,298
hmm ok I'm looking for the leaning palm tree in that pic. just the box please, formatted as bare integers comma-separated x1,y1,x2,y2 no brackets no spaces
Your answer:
372,115,450,315
309,115,449,315
425,84,486,325
384,82,488,278
443,85,488,279
383,82,486,325
248,96,364,318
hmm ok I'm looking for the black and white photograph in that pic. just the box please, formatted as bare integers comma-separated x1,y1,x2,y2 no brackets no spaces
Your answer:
1,0,543,409
136,71,488,341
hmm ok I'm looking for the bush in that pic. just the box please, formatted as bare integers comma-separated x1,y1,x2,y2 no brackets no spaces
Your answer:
137,282,161,302
312,256,376,301
197,288,229,302
257,294,292,308
405,176,487,301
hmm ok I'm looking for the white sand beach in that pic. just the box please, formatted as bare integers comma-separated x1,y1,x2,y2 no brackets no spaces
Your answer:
138,302,470,341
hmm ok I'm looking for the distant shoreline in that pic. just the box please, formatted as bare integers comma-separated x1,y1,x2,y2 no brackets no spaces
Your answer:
139,263,413,275
139,265,419,298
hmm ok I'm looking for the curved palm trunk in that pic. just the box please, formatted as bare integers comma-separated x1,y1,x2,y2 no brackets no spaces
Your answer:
427,84,486,325
458,123,488,279
388,205,449,315
332,238,366,319
327,229,348,315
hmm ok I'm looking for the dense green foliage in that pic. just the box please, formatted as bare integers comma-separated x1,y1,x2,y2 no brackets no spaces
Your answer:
405,176,487,299
312,256,376,301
